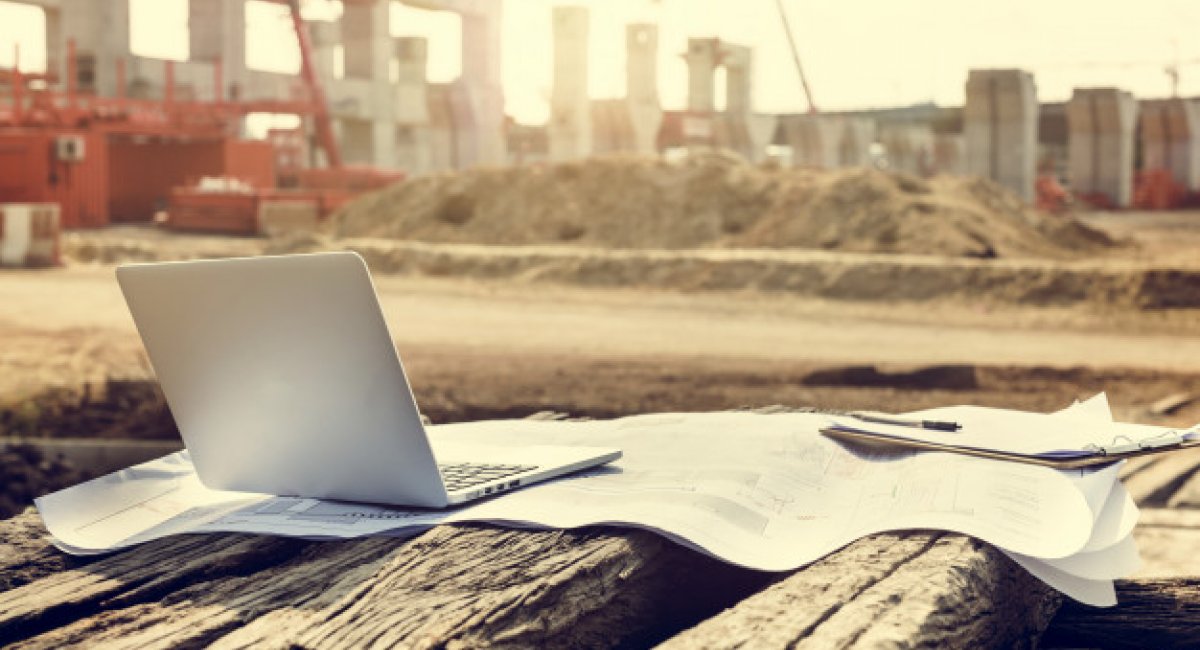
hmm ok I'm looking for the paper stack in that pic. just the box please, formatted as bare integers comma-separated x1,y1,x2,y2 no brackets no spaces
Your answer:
37,394,1145,606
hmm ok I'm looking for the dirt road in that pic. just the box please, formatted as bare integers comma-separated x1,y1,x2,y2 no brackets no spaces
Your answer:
7,264,1200,435
3,265,1200,371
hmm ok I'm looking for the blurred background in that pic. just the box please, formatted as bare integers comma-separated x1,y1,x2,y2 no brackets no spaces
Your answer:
3,0,1200,521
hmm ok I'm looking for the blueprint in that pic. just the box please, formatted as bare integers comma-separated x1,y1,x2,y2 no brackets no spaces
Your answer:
37,396,1137,606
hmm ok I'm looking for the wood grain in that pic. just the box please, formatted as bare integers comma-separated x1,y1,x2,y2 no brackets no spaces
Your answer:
658,532,1059,649
1042,578,1200,650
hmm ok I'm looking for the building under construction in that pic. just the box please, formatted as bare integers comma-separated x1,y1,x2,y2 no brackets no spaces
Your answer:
1,0,1199,241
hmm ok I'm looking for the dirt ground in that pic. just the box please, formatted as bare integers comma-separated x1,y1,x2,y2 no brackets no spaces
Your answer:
5,208,1200,511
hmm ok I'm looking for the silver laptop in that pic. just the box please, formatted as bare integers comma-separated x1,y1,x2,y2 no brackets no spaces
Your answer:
116,252,620,508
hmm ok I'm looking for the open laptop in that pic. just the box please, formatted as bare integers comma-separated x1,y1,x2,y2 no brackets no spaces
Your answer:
116,252,620,508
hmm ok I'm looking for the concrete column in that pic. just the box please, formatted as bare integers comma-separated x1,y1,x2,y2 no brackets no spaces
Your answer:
43,4,62,81
681,37,719,148
188,0,245,101
1167,100,1200,190
718,43,755,160
426,83,457,171
60,0,131,96
548,5,591,161
340,1,389,81
1067,88,1137,207
838,117,875,167
394,36,432,175
307,20,339,86
1140,99,1200,192
747,114,777,164
880,124,934,176
964,69,1038,202
783,115,832,168
683,37,719,113
625,23,661,154
933,134,966,175
460,9,504,165
339,0,395,169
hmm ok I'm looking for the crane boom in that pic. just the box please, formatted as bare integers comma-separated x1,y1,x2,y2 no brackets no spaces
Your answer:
774,0,818,114
285,0,343,168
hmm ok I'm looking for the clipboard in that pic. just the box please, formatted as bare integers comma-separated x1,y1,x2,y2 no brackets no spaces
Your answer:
820,425,1200,469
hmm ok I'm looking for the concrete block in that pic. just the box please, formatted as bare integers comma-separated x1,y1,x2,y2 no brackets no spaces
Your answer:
626,23,661,154
1139,98,1200,191
964,68,1038,202
838,117,875,167
879,124,934,176
340,0,390,81
933,134,966,175
1067,88,1137,206
548,5,591,161
426,83,458,171
683,37,720,114
0,203,60,268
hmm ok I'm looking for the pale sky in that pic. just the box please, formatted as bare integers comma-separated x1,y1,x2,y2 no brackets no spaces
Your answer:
3,0,1200,125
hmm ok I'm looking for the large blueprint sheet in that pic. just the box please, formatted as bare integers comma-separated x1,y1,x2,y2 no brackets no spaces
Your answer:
36,399,1138,606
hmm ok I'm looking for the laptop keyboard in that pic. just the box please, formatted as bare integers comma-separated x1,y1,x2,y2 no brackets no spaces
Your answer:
438,462,539,492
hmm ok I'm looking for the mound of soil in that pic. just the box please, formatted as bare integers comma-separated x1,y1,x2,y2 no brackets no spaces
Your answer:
333,152,1115,259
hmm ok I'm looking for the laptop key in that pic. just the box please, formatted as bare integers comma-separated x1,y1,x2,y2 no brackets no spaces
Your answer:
438,463,539,492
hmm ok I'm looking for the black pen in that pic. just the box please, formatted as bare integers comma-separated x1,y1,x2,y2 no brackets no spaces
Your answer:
848,411,962,432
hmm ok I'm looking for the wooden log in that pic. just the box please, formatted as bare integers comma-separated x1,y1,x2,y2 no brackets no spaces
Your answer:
657,532,1059,649
0,406,1065,648
0,519,774,649
1042,578,1200,650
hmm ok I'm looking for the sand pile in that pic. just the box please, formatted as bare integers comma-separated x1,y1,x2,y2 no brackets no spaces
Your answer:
335,152,1115,258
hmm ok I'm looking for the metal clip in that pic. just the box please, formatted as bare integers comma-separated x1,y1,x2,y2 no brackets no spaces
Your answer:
1084,430,1189,456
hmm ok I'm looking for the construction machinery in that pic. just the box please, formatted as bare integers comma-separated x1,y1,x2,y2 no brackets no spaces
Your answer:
0,0,402,236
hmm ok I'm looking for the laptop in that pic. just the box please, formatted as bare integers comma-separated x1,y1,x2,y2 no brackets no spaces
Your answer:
116,252,620,508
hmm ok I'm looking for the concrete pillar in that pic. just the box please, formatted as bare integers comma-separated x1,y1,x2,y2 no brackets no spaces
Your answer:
60,0,131,96
340,1,389,82
548,5,591,161
838,117,875,167
681,37,720,148
782,115,826,167
879,124,934,176
426,83,457,171
1067,88,1137,207
626,23,660,154
394,36,432,175
43,3,62,81
723,44,752,116
1140,98,1200,192
459,8,505,165
784,115,873,168
339,0,395,169
747,114,778,164
683,37,719,113
717,43,755,160
307,20,339,86
188,0,245,101
933,134,966,175
964,69,1038,202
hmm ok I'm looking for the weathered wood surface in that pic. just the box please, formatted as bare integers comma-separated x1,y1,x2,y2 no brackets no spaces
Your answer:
0,408,1071,649
657,532,1058,649
0,510,1062,650
1041,506,1200,649
1042,578,1200,650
